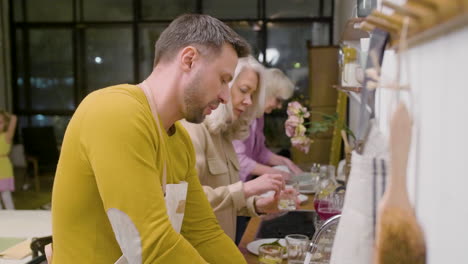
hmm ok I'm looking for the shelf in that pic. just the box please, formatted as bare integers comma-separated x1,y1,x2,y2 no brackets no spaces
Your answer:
362,1,468,48
333,85,372,113
333,85,362,93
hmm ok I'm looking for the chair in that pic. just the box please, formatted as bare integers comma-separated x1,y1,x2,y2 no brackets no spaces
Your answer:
22,126,60,192
26,236,53,264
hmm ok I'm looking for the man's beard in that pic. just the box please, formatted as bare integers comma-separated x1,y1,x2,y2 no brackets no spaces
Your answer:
184,72,209,124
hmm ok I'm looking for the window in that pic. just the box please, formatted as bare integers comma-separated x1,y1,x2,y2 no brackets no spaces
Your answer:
10,0,333,144
26,0,73,22
29,29,74,111
138,23,169,80
15,29,26,110
85,27,134,93
226,21,261,56
141,0,196,20
204,0,257,19
266,0,321,18
83,0,133,21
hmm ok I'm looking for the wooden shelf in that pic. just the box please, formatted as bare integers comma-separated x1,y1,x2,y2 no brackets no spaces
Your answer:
333,85,362,93
333,85,372,114
406,11,468,48
361,0,468,48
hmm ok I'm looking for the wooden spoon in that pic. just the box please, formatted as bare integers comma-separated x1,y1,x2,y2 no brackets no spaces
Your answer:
374,103,426,264
341,130,352,154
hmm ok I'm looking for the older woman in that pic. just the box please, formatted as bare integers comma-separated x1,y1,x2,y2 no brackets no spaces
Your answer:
233,68,303,183
182,56,288,241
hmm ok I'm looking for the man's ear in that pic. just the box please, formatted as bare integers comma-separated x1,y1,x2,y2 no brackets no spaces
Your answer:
179,46,199,72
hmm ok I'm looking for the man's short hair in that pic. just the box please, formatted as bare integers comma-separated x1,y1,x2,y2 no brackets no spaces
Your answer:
153,14,251,67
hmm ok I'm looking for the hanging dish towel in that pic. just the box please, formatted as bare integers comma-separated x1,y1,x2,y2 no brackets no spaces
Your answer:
330,121,388,264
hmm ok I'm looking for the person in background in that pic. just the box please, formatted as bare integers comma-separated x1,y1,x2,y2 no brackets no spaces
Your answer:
52,14,251,263
233,68,303,183
182,56,292,243
232,68,303,242
0,110,17,210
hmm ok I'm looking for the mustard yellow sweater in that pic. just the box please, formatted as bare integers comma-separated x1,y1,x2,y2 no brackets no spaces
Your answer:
52,84,246,263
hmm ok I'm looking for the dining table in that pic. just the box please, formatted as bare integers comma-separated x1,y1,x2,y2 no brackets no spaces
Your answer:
238,193,316,264
0,210,51,264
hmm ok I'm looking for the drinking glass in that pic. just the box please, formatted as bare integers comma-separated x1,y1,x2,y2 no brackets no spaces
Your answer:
278,180,299,211
258,244,283,264
285,234,309,264
315,190,344,229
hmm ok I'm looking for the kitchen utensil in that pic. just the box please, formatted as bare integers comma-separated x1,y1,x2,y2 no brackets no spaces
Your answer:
341,130,352,154
374,103,426,264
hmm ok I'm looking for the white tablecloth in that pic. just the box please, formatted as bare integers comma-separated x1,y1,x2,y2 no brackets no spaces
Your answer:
0,210,51,264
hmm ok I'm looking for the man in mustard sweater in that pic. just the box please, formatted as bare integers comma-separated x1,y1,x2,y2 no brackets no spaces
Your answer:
52,14,250,263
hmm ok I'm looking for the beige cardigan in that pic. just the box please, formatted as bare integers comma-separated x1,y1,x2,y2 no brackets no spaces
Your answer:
182,121,259,240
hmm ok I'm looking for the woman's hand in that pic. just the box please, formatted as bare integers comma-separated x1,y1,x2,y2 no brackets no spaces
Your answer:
268,168,292,180
254,188,300,214
254,195,280,214
269,154,303,175
281,157,303,175
243,173,284,198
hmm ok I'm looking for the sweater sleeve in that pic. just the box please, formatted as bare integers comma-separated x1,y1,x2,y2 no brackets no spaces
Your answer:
232,140,258,182
202,182,259,217
254,117,275,165
181,153,247,263
184,122,258,218
178,121,247,263
81,92,244,263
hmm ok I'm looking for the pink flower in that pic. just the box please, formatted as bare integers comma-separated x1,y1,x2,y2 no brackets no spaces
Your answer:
285,122,295,138
291,136,312,154
287,101,310,118
295,124,306,137
287,101,303,116
285,115,301,137
285,101,314,153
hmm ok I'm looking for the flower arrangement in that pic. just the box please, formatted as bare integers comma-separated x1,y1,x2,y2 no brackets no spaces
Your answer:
285,101,355,153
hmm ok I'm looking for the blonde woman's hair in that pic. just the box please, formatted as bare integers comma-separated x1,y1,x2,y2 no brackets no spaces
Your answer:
0,110,10,132
204,55,266,140
264,68,295,100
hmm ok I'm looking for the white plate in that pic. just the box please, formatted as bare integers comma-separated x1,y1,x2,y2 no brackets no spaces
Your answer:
297,194,308,203
246,238,287,257
273,165,290,173
299,189,315,194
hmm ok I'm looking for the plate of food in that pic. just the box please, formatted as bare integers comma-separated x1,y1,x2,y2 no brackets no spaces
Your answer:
246,238,287,257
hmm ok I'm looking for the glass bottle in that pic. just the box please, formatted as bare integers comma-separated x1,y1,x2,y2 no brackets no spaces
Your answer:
314,165,340,221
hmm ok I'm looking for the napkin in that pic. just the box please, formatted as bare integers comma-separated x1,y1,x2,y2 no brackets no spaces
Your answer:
0,238,32,259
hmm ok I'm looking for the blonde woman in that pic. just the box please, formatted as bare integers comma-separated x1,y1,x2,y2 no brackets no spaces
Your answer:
233,68,303,183
0,110,17,209
182,56,291,242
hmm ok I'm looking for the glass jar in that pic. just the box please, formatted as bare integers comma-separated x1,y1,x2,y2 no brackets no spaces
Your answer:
313,165,341,228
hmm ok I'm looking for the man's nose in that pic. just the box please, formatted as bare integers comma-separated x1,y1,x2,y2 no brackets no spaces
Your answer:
219,84,229,104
